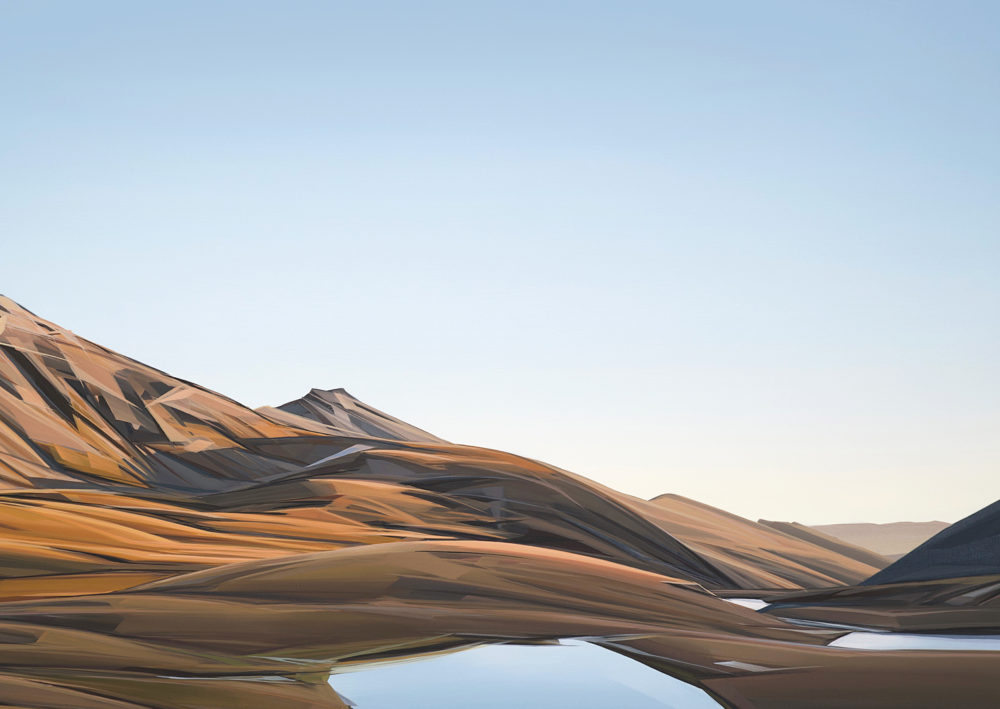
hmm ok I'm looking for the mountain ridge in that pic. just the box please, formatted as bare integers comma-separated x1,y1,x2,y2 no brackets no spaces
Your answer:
0,295,881,590
0,296,997,707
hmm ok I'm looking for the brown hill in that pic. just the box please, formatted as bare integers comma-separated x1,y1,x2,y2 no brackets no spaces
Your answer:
861,500,1000,585
0,295,880,593
265,386,447,443
0,296,317,491
647,494,888,588
2,537,995,709
0,296,994,708
809,521,950,559
758,519,891,568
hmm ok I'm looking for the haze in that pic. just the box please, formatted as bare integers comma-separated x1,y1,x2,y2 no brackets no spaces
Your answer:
2,1,997,524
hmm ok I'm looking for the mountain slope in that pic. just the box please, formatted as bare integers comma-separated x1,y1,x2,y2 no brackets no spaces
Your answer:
645,494,887,588
809,521,950,559
0,294,891,595
863,501,1000,585
0,297,729,588
0,296,319,491
758,519,892,568
0,297,996,708
263,387,446,443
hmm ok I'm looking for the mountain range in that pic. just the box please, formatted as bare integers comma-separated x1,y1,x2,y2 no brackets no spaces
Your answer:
0,295,997,709
806,521,950,560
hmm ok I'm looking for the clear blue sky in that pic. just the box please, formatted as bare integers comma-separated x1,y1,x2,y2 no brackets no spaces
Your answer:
2,1,997,524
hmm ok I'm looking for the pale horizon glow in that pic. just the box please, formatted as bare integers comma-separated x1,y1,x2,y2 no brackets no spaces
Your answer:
2,2,998,525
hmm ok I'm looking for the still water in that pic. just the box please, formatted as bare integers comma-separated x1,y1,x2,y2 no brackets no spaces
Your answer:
329,639,723,709
830,631,1000,651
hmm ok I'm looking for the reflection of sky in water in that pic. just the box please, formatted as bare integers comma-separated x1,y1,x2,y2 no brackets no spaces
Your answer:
723,598,769,611
830,632,1000,651
329,639,722,708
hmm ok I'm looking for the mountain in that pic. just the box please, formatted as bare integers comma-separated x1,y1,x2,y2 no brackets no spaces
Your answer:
750,506,1000,636
0,295,882,592
0,295,996,708
808,521,950,560
647,494,888,588
862,501,1000,585
9,536,996,709
264,387,446,443
0,295,321,491
0,296,729,589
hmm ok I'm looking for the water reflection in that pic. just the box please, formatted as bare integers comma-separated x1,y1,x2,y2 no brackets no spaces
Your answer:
329,639,722,708
723,597,770,611
830,631,1000,651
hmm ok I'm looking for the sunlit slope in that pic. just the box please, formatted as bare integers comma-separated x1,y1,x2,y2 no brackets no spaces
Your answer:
811,520,950,559
0,295,883,597
647,493,887,588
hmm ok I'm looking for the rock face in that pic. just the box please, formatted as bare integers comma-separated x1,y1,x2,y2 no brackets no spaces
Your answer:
0,295,997,708
863,501,1000,585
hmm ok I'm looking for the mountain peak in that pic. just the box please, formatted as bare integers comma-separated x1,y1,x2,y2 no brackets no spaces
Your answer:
266,387,446,444
0,296,70,341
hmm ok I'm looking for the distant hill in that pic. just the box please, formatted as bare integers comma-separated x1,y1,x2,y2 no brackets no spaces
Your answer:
0,294,883,593
0,294,996,707
757,520,890,568
646,494,889,588
807,521,950,560
863,502,1000,585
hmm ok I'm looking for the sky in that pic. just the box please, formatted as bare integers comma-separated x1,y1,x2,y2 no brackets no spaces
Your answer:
1,1,997,525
